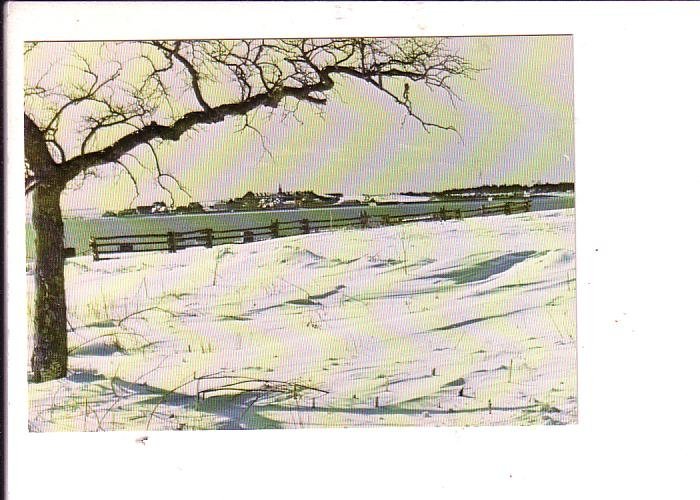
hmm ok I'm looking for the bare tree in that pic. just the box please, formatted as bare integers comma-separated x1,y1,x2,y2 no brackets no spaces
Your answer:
24,37,479,382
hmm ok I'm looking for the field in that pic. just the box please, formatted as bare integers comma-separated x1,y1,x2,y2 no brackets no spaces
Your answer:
27,208,577,431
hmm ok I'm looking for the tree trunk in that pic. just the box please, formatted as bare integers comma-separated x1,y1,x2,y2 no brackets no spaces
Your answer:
31,182,68,382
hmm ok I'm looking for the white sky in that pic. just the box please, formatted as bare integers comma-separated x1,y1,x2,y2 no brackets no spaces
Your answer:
26,35,574,211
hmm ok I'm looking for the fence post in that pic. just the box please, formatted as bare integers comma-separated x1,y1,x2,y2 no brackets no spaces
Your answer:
481,204,486,216
89,237,100,261
204,229,213,248
382,214,391,225
439,206,447,221
504,202,511,215
243,230,254,243
270,219,280,238
167,232,177,253
456,208,462,219
360,210,369,228
301,218,310,234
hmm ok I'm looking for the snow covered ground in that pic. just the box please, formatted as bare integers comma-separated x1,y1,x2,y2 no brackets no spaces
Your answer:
27,208,576,431
335,194,433,204
364,194,434,203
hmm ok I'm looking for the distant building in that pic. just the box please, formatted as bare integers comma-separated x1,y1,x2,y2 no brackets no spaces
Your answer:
237,191,259,209
337,199,363,207
207,185,344,213
176,202,206,214
151,201,168,214
210,199,238,212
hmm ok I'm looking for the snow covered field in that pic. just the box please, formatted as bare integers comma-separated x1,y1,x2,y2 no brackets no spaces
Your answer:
27,208,576,431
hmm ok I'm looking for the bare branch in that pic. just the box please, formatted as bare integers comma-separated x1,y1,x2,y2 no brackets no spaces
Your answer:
325,65,461,136
234,112,273,158
150,41,212,111
25,37,479,193
24,42,40,56
113,159,140,207
142,141,191,206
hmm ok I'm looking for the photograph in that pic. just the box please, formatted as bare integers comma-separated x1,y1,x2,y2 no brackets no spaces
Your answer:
24,35,576,431
9,2,700,500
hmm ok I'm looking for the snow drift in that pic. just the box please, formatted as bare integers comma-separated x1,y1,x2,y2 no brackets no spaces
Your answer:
27,208,577,431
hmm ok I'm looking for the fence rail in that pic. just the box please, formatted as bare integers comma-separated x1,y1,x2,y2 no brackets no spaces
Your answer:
87,201,530,261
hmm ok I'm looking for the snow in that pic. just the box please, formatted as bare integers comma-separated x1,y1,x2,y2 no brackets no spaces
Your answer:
539,191,575,197
366,194,434,203
334,194,433,204
27,208,576,431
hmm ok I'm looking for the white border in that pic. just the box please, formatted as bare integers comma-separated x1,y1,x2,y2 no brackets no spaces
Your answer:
6,2,700,499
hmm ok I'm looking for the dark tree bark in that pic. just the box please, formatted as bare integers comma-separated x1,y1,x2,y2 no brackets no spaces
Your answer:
25,113,69,381
30,181,68,382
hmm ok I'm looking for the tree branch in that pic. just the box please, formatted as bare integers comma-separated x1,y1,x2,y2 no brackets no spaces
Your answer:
151,41,212,112
26,37,478,192
56,78,334,185
113,159,140,207
143,140,191,206
324,66,461,135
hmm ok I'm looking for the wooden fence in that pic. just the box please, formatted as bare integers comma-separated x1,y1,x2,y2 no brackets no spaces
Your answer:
88,200,530,261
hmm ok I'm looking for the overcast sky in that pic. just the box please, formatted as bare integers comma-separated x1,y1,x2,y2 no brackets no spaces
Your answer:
32,35,574,211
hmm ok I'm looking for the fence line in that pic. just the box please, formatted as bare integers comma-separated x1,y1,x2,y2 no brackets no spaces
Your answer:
86,201,530,261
